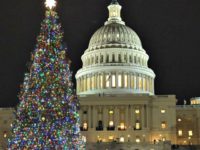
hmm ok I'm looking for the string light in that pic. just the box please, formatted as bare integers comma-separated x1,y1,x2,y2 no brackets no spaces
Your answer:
8,1,85,149
45,0,56,9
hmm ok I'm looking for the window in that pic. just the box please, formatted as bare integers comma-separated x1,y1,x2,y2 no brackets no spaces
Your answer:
109,110,114,114
161,109,166,114
124,74,128,88
188,130,193,136
135,109,140,114
106,75,110,88
109,121,114,127
178,130,183,136
136,137,140,143
108,121,115,130
161,121,167,129
135,121,141,130
83,111,87,114
82,122,88,131
112,75,116,87
118,122,126,130
109,136,114,141
3,131,7,138
177,118,182,122
96,121,103,131
119,136,125,143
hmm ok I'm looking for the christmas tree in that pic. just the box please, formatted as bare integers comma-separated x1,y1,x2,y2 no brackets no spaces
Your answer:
8,0,85,149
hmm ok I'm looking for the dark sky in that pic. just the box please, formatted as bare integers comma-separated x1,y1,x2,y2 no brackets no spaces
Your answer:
0,0,200,107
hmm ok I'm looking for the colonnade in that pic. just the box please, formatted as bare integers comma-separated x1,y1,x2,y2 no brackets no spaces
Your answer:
77,73,154,94
80,105,149,131
82,51,148,67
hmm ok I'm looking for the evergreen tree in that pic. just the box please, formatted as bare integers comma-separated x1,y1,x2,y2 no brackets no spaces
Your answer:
8,0,85,149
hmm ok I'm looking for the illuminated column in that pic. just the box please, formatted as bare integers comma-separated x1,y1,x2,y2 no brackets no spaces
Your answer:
93,106,97,130
116,72,118,88
125,106,129,128
144,105,147,128
83,76,86,92
95,74,97,89
103,107,108,130
103,73,106,89
146,105,150,129
130,105,134,128
127,74,131,89
88,106,92,129
142,105,145,129
97,74,100,90
147,77,150,92
136,74,139,90
114,106,119,130
141,75,143,90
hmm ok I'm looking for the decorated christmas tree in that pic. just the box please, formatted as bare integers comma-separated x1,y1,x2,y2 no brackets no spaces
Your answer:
8,0,85,149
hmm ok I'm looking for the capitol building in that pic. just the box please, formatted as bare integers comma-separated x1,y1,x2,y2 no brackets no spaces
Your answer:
0,0,200,149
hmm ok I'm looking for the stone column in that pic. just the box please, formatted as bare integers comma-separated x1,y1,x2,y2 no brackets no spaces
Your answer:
136,74,139,90
144,105,147,128
130,105,134,129
114,106,119,130
103,107,108,130
88,106,92,130
125,106,129,128
127,74,131,89
93,106,97,130
142,105,145,129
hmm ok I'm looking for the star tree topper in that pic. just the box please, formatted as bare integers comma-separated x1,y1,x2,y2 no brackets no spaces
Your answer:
45,0,57,9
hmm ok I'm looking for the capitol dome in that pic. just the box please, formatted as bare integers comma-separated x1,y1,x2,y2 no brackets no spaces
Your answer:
88,23,142,51
76,0,155,96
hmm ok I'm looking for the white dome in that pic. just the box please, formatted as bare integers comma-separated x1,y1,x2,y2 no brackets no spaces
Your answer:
88,23,142,51
76,1,155,96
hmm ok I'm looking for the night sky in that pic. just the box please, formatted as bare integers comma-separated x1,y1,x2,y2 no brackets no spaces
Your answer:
0,0,200,107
